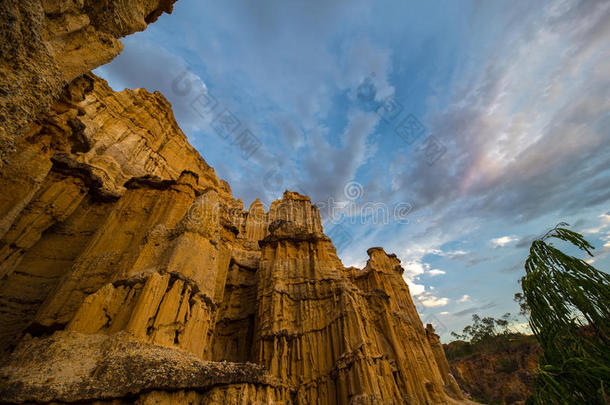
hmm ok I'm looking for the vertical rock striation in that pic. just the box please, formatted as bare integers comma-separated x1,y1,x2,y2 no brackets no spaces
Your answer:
0,4,470,404
0,0,178,165
0,74,469,404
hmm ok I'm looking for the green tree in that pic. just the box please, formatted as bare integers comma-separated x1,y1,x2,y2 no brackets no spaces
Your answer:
513,292,529,317
450,312,516,351
521,223,610,404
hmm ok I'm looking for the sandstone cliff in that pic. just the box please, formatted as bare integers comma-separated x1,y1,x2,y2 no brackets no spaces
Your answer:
0,0,178,166
0,3,472,404
0,73,471,404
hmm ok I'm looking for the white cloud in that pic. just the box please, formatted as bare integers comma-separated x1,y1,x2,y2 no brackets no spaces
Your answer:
579,212,610,265
432,249,468,258
510,321,532,335
403,260,428,278
439,311,450,316
582,212,610,234
457,294,470,303
491,236,518,248
582,227,603,235
406,279,425,296
94,39,209,134
403,260,446,278
447,250,468,257
416,291,450,308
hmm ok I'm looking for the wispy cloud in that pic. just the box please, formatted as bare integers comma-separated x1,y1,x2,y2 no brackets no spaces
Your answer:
94,38,208,134
581,212,610,234
457,294,470,303
453,302,498,317
416,290,450,308
95,0,610,341
391,0,610,223
491,236,518,248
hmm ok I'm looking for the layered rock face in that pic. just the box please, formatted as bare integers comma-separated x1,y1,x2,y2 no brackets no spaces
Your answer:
0,0,178,166
0,3,471,403
0,74,470,404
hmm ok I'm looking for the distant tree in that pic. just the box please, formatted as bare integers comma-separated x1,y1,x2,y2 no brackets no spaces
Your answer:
521,223,610,404
495,312,512,335
450,312,515,347
513,292,529,317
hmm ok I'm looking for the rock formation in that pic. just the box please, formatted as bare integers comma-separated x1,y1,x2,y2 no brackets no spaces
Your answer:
0,3,472,404
446,336,540,404
0,0,178,166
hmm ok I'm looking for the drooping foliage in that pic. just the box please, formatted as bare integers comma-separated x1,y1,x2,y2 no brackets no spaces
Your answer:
521,223,610,404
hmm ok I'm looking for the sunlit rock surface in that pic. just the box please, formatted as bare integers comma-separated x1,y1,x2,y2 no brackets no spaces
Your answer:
0,4,472,404
0,0,178,165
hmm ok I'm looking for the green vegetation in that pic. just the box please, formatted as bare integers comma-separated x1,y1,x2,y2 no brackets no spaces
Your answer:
450,312,513,343
447,313,532,361
447,224,609,404
496,356,520,373
520,224,610,404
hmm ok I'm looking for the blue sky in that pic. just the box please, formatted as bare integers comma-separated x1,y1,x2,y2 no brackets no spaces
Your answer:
96,0,610,341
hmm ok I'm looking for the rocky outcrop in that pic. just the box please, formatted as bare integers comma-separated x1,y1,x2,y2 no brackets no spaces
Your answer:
426,324,464,399
0,331,285,404
0,3,474,401
446,337,540,404
0,72,473,404
0,0,178,166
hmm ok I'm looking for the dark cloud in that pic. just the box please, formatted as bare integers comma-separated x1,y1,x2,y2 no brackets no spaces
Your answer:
300,111,379,203
572,218,587,229
515,235,537,249
500,262,524,274
453,302,498,317
465,256,492,268
94,37,209,135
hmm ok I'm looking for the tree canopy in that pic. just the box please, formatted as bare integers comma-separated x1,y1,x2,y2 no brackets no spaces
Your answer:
521,224,610,404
